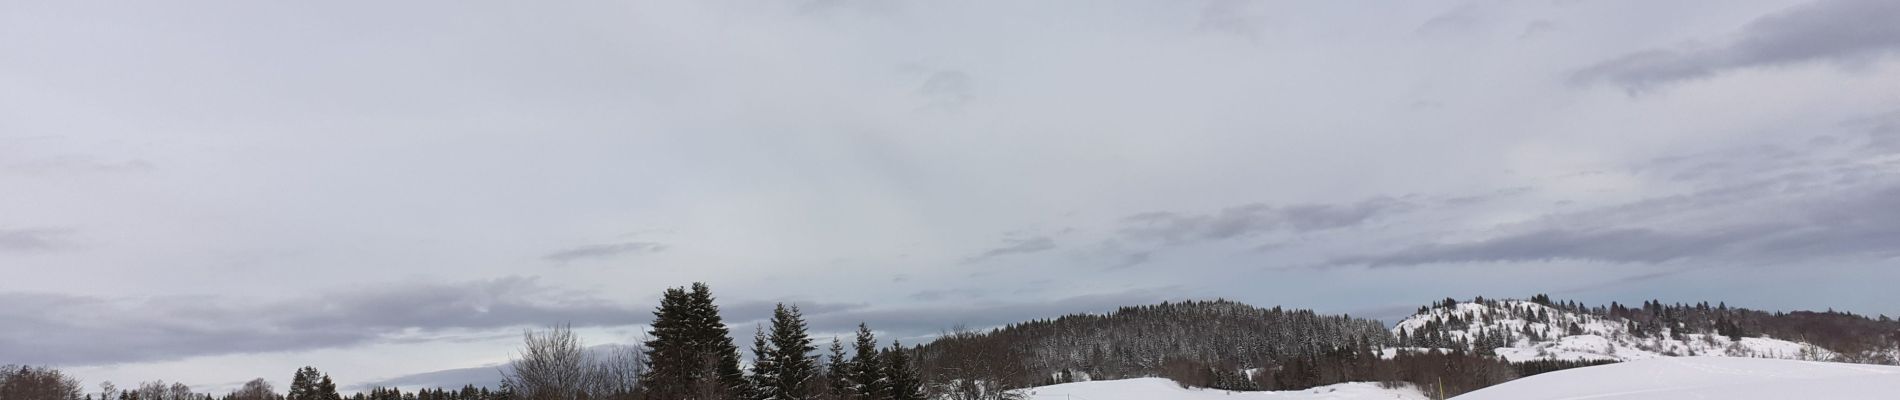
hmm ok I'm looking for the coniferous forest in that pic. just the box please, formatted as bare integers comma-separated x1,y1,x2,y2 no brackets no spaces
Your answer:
4,286,1897,400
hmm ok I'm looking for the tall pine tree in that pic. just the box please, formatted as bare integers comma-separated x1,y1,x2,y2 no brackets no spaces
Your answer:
880,341,923,400
749,326,777,400
754,304,818,400
287,367,337,400
825,338,852,400
847,324,887,400
642,283,750,400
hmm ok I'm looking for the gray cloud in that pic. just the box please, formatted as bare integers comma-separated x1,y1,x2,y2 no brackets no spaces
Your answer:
1574,0,1900,91
542,242,667,263
2,155,154,175
0,277,649,366
1121,197,1411,245
1843,108,1900,152
798,289,1175,340
0,228,70,252
358,343,640,391
1331,182,1900,268
1415,3,1487,36
358,364,506,391
960,236,1056,264
1105,251,1151,270
1331,225,1784,267
916,70,973,109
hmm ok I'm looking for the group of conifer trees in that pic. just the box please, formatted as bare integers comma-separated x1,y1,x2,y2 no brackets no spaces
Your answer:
639,283,925,400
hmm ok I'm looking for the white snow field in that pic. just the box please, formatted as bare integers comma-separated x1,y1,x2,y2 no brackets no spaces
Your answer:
1452,356,1900,400
1014,378,1428,400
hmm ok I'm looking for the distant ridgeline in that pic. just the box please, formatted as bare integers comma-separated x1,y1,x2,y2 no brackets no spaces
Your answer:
910,296,1900,398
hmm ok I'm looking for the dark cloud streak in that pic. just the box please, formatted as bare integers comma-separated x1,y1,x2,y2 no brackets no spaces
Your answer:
1573,0,1900,91
0,277,650,366
543,242,667,263
0,228,70,252
1120,197,1411,245
960,236,1056,264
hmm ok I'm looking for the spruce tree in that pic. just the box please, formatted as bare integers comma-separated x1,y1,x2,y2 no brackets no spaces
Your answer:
690,283,752,398
825,338,852,400
642,286,699,398
289,367,311,400
288,367,331,400
760,304,818,400
317,375,339,400
750,327,777,400
847,324,887,399
642,283,750,400
880,341,923,400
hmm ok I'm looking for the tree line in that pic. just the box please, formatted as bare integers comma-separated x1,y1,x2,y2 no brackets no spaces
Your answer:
7,291,1896,400
2,283,925,400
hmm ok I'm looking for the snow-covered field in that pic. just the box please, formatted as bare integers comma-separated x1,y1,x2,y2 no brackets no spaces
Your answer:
1452,356,1900,400
1014,378,1428,400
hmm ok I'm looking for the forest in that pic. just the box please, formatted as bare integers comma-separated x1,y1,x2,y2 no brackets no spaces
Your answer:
4,288,1897,400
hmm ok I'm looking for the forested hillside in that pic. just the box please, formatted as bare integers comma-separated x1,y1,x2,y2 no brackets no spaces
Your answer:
1395,296,1900,364
914,296,1900,398
913,300,1390,383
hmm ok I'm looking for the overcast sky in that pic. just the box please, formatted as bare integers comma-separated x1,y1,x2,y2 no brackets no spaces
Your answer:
4,0,1899,392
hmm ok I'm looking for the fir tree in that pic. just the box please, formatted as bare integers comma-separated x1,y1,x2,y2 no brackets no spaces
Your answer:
643,283,750,400
749,327,776,400
318,375,339,400
643,286,697,397
847,324,887,400
752,304,819,400
825,338,852,400
880,341,923,400
287,367,334,400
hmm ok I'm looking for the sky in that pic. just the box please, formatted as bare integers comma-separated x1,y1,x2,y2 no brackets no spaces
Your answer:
3,0,1899,393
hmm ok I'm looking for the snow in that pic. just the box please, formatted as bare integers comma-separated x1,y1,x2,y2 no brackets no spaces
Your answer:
1392,300,1835,363
1452,356,1900,399
1015,378,1429,400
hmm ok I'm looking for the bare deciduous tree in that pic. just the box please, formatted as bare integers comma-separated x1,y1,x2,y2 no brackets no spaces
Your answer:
923,327,1026,400
590,343,647,398
135,380,198,400
0,365,83,400
229,378,283,400
502,325,646,400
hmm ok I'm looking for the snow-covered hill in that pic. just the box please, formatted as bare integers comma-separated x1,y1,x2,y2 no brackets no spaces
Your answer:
1015,378,1428,400
1393,300,1835,362
1451,356,1900,399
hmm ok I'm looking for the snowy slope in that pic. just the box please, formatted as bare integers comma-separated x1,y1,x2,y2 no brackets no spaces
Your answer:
1392,300,1833,362
1452,356,1900,399
1015,378,1428,400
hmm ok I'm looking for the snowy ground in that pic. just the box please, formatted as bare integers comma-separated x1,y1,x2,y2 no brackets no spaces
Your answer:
1014,378,1428,400
1452,356,1900,400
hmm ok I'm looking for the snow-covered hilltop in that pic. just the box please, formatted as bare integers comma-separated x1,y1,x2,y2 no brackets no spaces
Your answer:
1392,297,1846,363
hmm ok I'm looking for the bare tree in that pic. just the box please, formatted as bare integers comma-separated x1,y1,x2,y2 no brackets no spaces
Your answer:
590,342,647,398
0,365,83,400
922,327,1026,400
229,378,282,400
503,324,645,400
135,380,198,400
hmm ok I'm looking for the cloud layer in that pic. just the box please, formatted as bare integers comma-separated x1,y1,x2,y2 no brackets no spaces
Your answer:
0,277,647,366
1575,0,1900,91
